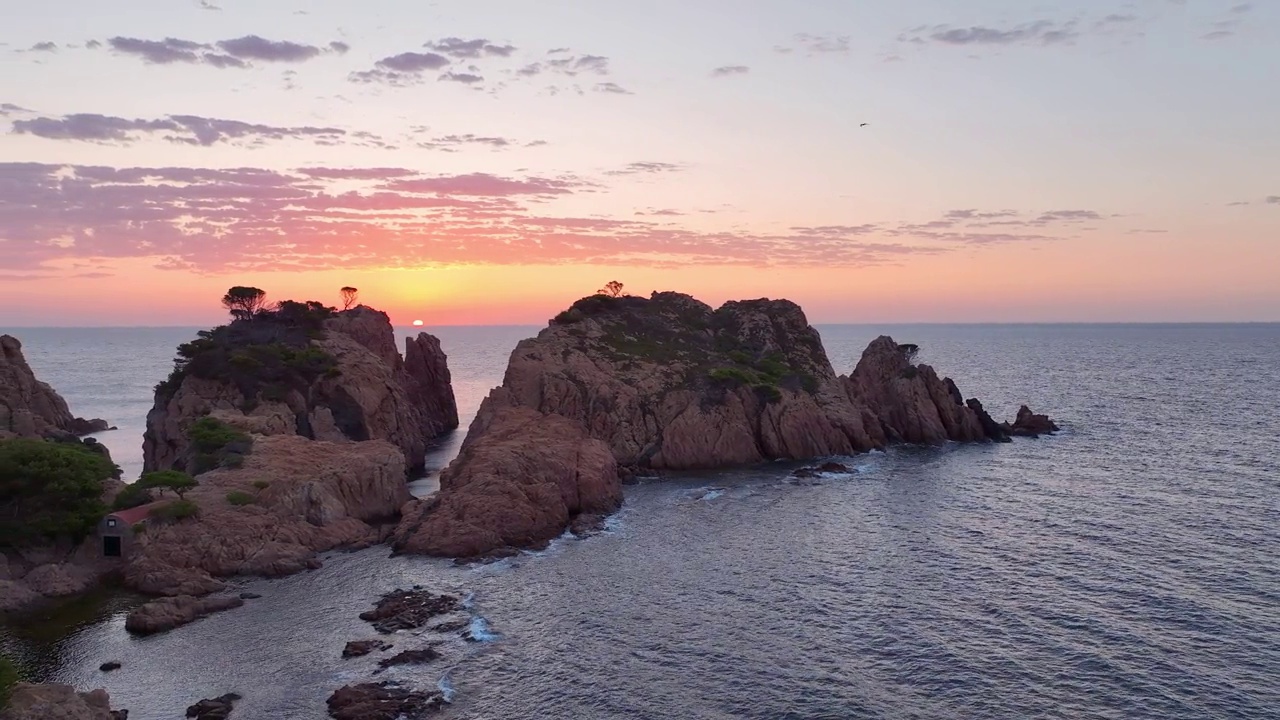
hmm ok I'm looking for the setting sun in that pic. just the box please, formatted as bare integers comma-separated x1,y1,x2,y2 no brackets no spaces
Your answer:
412,320,424,327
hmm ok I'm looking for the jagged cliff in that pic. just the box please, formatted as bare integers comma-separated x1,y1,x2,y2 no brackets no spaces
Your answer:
394,291,1054,557
144,305,458,475
1,334,112,440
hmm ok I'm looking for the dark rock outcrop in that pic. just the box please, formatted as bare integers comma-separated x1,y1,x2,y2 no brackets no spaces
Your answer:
325,682,445,720
185,693,240,720
98,662,122,672
124,594,244,635
342,640,392,658
357,589,461,633
375,647,440,671
1,335,113,441
0,683,125,720
143,305,457,475
1006,405,1060,437
394,292,1057,558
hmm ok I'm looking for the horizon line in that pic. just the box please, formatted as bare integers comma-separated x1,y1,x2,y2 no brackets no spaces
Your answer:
3,320,1279,330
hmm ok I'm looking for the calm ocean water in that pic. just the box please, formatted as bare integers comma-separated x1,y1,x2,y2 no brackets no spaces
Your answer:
2,323,1278,719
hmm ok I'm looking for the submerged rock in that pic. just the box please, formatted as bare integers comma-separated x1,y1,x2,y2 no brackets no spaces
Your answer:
124,594,244,635
342,640,391,658
394,291,1055,558
358,589,462,633
98,661,122,672
325,682,445,720
375,646,440,671
185,693,240,720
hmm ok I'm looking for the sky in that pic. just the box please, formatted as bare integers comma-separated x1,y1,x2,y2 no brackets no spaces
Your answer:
1,0,1277,326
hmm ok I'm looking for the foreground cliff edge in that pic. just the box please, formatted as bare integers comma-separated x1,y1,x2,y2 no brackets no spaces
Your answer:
394,291,1057,558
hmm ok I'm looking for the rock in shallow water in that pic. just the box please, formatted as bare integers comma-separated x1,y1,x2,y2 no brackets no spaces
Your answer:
124,594,244,635
98,661,121,672
326,682,445,720
184,693,240,720
341,639,391,658
375,646,440,671
357,589,461,633
1006,404,1060,437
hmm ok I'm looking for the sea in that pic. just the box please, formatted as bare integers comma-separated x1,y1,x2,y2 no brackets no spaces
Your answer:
2,323,1278,720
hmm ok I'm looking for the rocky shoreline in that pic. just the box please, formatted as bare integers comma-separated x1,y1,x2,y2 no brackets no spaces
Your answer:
1,289,1057,718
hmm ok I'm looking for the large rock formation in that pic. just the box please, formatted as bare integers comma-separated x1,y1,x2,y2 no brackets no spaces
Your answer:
122,433,410,598
144,305,457,475
394,292,1055,557
0,683,125,720
1,335,112,440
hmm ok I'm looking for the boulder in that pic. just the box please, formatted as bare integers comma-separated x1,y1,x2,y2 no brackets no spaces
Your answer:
356,588,462,634
375,647,440,671
0,683,122,720
0,335,112,440
1007,405,1060,437
395,292,1053,558
143,305,456,475
184,693,240,720
325,682,445,720
98,662,121,673
124,594,244,635
342,640,391,658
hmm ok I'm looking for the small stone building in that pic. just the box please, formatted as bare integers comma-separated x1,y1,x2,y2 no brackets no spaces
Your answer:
96,503,161,558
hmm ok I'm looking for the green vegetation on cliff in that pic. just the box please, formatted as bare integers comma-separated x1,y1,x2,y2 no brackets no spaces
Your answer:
0,438,113,545
187,417,253,474
155,291,341,409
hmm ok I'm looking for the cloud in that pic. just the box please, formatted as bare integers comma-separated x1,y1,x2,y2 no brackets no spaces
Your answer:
199,0,221,9
605,162,682,176
711,65,750,77
545,53,610,76
0,163,1100,273
349,51,451,85
11,112,359,147
1267,196,1280,205
0,103,31,116
415,134,523,151
425,37,516,58
905,20,1080,46
107,36,208,64
439,71,484,84
1231,3,1253,13
595,82,632,94
30,42,58,52
103,35,339,67
215,35,322,62
777,34,851,54
85,39,102,49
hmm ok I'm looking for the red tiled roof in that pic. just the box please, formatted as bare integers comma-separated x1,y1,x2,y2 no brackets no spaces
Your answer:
108,502,166,525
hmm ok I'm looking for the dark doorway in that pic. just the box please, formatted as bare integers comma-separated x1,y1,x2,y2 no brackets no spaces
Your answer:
103,536,122,558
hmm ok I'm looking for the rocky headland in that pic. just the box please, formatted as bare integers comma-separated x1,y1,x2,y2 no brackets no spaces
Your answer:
0,683,128,720
1,334,114,441
394,291,1056,558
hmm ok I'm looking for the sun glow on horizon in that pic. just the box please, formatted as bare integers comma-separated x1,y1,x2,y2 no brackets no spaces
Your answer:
412,319,424,326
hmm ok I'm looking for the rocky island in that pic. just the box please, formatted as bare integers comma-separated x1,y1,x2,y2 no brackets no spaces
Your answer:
394,291,1056,558
115,291,458,628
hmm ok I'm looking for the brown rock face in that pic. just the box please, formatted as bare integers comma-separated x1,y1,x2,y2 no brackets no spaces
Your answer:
143,306,457,474
0,334,113,440
124,594,244,635
0,683,121,720
123,434,409,597
393,406,620,557
1007,405,1060,437
325,682,445,720
394,291,1054,558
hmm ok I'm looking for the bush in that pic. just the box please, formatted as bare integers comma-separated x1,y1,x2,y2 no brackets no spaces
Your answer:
252,480,270,493
753,383,783,403
225,491,255,506
708,367,759,385
112,483,154,511
220,453,245,469
0,438,113,545
131,522,147,535
149,500,199,522
138,470,198,499
188,417,252,474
